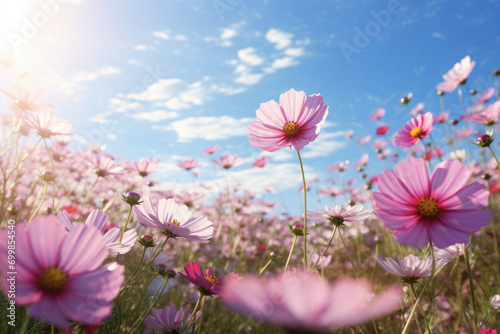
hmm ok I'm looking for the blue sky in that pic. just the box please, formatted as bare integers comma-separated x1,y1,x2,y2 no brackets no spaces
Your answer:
1,0,499,214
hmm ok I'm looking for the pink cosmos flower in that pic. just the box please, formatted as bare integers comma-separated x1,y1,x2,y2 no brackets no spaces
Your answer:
377,254,435,281
179,261,241,298
355,153,369,169
373,156,492,248
329,160,350,172
57,209,137,256
480,329,497,334
144,305,200,333
298,177,320,193
356,135,371,145
436,56,475,93
212,154,244,169
247,88,329,152
88,155,124,178
369,108,385,121
1,85,55,114
133,197,214,243
394,112,433,147
222,272,402,332
376,148,391,160
252,156,270,168
308,204,372,226
345,129,354,139
475,87,495,105
203,145,220,155
127,157,158,177
177,159,202,171
0,216,124,328
23,112,72,139
434,111,449,124
410,102,424,117
491,295,500,309
462,101,500,126
376,124,389,136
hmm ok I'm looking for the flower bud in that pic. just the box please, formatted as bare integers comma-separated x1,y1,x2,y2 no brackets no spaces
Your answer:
138,234,157,248
469,89,477,95
267,251,279,261
437,90,445,96
166,269,177,279
450,119,460,126
481,174,491,180
476,134,494,148
399,93,413,105
155,263,169,277
492,69,500,77
288,222,305,236
40,171,56,182
7,206,18,216
121,191,143,206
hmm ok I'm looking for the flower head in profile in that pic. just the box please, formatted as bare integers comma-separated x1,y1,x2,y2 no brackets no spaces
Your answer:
462,101,500,126
133,197,214,243
252,156,270,168
1,85,55,114
212,154,244,169
222,272,402,332
373,156,492,248
144,304,200,333
394,112,433,147
436,55,475,93
308,204,372,226
23,112,72,139
490,294,500,310
88,155,124,178
177,158,202,171
369,108,385,121
248,88,329,152
376,124,389,136
179,261,241,298
378,254,436,284
0,216,124,328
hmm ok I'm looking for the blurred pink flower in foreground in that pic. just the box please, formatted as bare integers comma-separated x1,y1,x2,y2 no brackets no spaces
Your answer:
23,112,72,139
462,101,500,126
394,112,433,147
179,261,240,298
247,88,328,152
436,55,475,93
212,154,244,169
133,197,214,243
0,216,123,328
222,272,402,332
376,124,389,136
373,156,492,248
144,305,200,333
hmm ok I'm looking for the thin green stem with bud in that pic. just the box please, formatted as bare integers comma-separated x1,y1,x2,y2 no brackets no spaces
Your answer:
284,235,298,273
296,150,308,268
488,146,500,169
313,225,337,269
463,244,478,332
338,228,358,279
119,205,133,243
43,139,57,214
186,293,205,331
409,283,432,334
259,258,273,276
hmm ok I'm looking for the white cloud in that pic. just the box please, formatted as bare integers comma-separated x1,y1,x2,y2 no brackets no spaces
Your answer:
174,35,187,41
127,78,202,103
72,66,121,82
431,32,446,40
301,131,347,159
221,40,232,47
237,47,264,66
157,116,253,142
221,28,238,40
270,57,299,69
265,29,293,50
153,30,170,40
39,70,80,96
235,73,264,85
284,47,304,57
164,97,191,110
133,44,155,51
129,110,179,122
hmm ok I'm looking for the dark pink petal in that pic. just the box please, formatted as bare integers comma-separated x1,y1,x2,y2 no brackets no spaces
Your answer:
438,210,492,233
395,156,430,200
28,295,70,328
28,217,67,271
377,170,418,205
428,222,471,249
393,222,430,248
439,182,490,210
377,210,420,230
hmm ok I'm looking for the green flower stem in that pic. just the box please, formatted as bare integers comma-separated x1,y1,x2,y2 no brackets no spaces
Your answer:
82,176,100,208
43,139,56,214
338,228,358,279
457,86,467,114
488,146,500,169
28,181,48,223
259,258,273,276
129,277,169,334
284,235,298,273
313,225,337,269
406,104,414,118
186,293,205,331
296,150,308,268
121,247,147,291
119,205,133,243
463,244,478,333
409,283,432,334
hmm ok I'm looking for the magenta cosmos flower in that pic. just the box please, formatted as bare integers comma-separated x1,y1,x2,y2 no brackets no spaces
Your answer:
394,112,433,147
247,88,328,152
133,197,214,243
144,304,200,333
436,55,475,93
222,272,402,332
0,216,124,328
179,261,241,298
252,156,270,168
373,156,492,248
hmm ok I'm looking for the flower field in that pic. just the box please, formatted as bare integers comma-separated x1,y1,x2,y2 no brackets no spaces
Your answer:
1,54,500,334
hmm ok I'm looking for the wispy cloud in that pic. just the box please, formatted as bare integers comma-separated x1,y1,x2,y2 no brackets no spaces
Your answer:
72,66,121,82
266,28,294,50
129,110,179,122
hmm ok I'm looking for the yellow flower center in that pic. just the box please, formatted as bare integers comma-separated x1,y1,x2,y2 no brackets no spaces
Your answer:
170,220,180,226
38,267,68,294
283,121,299,138
410,126,423,138
416,196,439,217
204,274,219,285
